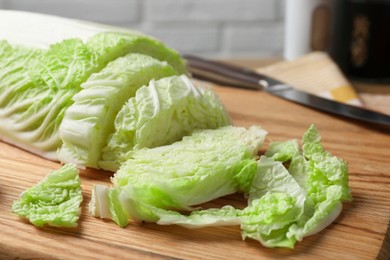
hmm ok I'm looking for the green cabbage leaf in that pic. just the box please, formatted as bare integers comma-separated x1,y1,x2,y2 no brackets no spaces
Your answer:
12,164,82,227
90,125,351,248
99,75,231,171
0,27,186,160
89,125,267,227
57,53,178,168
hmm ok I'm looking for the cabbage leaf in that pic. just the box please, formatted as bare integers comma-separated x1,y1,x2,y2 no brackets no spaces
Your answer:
0,31,186,160
89,125,267,227
12,164,82,227
99,75,231,171
0,38,96,159
90,125,351,248
57,53,178,168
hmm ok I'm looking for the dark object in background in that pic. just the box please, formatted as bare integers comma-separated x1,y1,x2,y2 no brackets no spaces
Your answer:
331,0,390,82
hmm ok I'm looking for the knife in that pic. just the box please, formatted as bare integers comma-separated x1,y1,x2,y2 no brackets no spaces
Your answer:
183,54,390,130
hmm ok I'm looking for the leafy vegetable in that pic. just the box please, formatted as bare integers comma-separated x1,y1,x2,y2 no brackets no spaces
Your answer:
99,75,231,171
1,38,100,159
0,10,186,76
89,125,268,227
1,11,351,249
90,125,351,249
0,30,186,160
152,156,306,248
57,53,178,168
12,164,82,228
2,11,231,172
86,32,187,75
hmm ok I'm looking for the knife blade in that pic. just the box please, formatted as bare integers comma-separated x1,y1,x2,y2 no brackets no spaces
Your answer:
183,54,390,130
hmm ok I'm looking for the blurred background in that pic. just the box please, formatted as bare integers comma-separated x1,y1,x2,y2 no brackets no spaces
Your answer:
1,0,389,83
0,0,286,58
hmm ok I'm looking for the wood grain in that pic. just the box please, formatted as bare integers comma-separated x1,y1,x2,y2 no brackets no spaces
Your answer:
1,85,389,259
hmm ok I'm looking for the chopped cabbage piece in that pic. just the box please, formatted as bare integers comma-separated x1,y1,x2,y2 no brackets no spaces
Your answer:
0,15,186,160
90,125,351,249
12,164,82,228
57,53,178,168
90,125,267,227
99,75,231,171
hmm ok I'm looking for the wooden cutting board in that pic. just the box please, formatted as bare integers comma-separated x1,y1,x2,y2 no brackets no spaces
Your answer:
0,85,389,260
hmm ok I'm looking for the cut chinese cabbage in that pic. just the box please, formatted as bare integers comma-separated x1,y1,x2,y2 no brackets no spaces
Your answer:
57,53,178,168
166,126,350,248
0,10,186,74
154,156,306,248
12,164,82,228
91,125,350,249
239,156,306,248
99,75,231,171
89,125,267,227
0,29,186,160
0,38,96,159
0,9,189,75
86,32,186,75
286,125,352,242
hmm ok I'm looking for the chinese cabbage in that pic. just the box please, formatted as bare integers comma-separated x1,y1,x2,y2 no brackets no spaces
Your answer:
0,38,97,159
12,164,82,227
57,53,178,168
99,75,231,171
0,12,187,160
89,125,267,227
91,125,351,249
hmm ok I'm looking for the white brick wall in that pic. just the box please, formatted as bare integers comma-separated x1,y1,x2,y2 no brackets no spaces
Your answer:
226,23,285,56
5,0,140,23
144,0,277,22
0,0,286,58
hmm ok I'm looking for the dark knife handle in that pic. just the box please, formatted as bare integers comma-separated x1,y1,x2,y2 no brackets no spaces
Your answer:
183,54,280,90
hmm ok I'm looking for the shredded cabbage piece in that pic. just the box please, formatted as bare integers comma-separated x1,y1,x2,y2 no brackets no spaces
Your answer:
90,125,351,248
99,75,231,171
90,125,267,227
57,53,178,168
12,164,82,228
